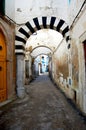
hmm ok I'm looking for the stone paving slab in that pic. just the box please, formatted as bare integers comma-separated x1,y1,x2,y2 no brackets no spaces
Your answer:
0,74,86,130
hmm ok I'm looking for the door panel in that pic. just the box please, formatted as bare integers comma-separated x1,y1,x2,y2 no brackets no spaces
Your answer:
0,61,6,102
0,31,7,102
0,32,6,60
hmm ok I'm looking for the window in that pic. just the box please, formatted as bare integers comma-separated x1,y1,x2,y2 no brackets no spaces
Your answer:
68,0,71,4
0,0,5,15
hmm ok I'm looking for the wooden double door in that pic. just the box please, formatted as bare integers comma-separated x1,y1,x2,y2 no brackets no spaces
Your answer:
0,31,7,102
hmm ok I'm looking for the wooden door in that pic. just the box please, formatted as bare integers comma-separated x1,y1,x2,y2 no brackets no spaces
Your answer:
0,31,7,102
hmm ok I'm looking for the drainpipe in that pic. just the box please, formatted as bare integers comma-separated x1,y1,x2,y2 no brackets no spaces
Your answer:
53,38,64,54
0,14,26,26
70,0,86,29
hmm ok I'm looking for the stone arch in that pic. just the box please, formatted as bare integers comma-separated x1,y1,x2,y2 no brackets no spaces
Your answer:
15,16,70,55
30,45,53,53
30,45,52,58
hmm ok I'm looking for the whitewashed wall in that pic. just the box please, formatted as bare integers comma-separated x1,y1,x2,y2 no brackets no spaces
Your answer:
72,9,86,39
68,0,85,26
15,0,69,24
5,0,15,21
68,0,86,113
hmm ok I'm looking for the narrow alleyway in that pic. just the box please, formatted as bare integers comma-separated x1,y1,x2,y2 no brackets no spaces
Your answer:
0,74,86,130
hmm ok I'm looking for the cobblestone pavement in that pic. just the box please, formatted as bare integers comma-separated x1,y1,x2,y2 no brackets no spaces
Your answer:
0,74,86,130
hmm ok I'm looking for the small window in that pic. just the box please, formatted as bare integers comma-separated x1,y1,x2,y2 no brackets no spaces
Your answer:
67,44,71,49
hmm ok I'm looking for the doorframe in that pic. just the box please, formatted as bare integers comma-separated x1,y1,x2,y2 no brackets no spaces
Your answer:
0,29,7,102
79,31,86,113
0,19,15,101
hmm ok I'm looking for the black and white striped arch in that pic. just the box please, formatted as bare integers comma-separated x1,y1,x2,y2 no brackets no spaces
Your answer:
15,16,70,55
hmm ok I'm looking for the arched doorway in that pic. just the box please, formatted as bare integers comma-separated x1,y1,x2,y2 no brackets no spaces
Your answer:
0,31,7,102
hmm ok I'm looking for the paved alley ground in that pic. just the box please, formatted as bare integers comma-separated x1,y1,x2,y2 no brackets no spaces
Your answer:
0,74,86,130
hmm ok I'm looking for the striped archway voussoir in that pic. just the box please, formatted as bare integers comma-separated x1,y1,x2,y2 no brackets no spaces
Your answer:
15,16,70,54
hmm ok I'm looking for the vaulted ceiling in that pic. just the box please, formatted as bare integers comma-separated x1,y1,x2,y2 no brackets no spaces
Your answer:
25,29,63,58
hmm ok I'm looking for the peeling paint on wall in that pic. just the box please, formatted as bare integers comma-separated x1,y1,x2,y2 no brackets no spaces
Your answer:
71,41,79,89
55,40,69,80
